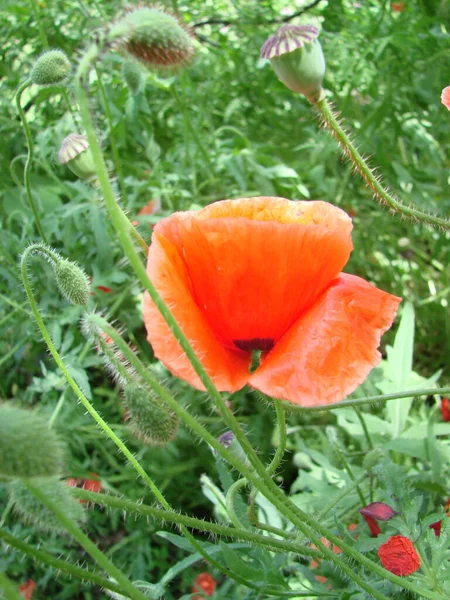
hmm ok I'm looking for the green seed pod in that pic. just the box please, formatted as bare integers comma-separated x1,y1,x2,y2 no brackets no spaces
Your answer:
122,60,144,94
58,133,97,182
363,448,386,472
124,384,179,446
0,405,65,479
31,49,71,86
54,259,90,306
8,477,86,533
111,6,195,67
261,24,325,103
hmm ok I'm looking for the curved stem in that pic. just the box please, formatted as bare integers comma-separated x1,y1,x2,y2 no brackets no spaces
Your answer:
23,481,148,600
15,79,48,241
226,478,248,529
314,96,450,230
268,400,287,476
282,386,450,412
0,529,126,596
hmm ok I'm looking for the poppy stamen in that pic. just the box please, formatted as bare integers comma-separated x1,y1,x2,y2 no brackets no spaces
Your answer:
233,338,275,352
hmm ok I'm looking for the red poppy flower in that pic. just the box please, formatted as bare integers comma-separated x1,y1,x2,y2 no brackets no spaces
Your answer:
19,579,35,600
143,198,401,406
360,502,397,536
192,572,216,598
378,535,420,576
442,87,450,111
441,397,450,421
132,198,161,227
66,474,102,503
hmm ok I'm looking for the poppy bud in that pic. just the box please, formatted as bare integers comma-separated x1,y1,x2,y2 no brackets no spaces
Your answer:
58,133,97,182
123,384,179,446
30,50,71,86
122,60,144,94
360,502,398,521
260,24,325,103
54,258,90,306
110,6,195,67
377,535,420,576
0,405,65,479
8,477,86,533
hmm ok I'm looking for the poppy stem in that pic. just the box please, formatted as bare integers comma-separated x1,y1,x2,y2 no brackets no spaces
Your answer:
314,96,450,230
15,79,48,242
22,481,149,600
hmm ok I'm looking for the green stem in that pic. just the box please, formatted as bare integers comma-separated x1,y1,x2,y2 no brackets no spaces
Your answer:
269,400,287,476
354,408,373,450
23,481,148,600
314,96,450,230
0,568,23,600
48,390,67,428
15,79,48,241
283,387,450,412
226,478,248,529
73,489,320,559
0,529,125,596
95,65,128,204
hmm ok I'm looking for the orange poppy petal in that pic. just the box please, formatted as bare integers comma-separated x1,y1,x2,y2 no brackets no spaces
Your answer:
248,273,401,406
156,197,353,350
143,230,251,391
442,86,450,111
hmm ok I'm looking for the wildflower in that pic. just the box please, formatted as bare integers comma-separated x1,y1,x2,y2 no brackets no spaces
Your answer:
19,579,35,600
440,397,450,421
192,572,217,598
143,197,401,406
391,2,405,11
360,502,398,537
66,474,102,502
441,87,450,111
132,198,161,227
378,535,420,576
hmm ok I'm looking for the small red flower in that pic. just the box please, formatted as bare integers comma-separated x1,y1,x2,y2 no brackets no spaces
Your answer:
430,521,442,536
132,198,161,227
192,572,216,598
95,285,113,294
442,88,450,111
143,198,401,406
440,397,450,421
378,535,420,576
391,2,405,11
66,474,102,503
19,580,35,600
360,502,398,521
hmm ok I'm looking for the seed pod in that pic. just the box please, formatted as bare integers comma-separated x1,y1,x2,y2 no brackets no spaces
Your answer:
54,259,90,306
8,477,86,533
261,24,325,103
31,50,71,86
111,5,195,67
0,405,65,479
123,384,179,446
58,133,97,182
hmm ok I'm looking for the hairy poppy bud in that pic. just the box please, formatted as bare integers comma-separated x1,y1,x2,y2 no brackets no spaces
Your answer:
260,24,325,103
58,133,97,182
54,259,90,306
0,405,65,479
31,50,71,86
122,60,144,94
123,384,179,446
111,6,195,67
8,477,86,532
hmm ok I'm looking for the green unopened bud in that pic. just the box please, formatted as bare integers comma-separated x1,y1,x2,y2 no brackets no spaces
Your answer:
58,134,97,182
31,50,71,86
123,60,144,94
8,477,86,532
54,259,90,306
261,24,325,103
363,448,386,472
111,6,195,67
124,384,179,446
0,405,65,479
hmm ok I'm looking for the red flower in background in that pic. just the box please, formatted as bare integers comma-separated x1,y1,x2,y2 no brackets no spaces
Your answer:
66,474,102,503
440,397,450,421
143,197,401,406
441,87,450,111
19,580,35,600
391,2,405,11
132,198,161,227
192,572,216,598
378,536,420,576
360,502,398,537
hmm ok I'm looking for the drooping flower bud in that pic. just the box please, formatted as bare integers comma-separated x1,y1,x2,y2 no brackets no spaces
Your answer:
0,405,65,479
260,24,325,103
58,134,97,182
31,50,71,86
111,6,195,67
123,384,179,446
8,477,86,532
122,60,144,94
54,258,90,306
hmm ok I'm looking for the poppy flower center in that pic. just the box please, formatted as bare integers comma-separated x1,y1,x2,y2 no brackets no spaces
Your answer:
233,338,275,352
